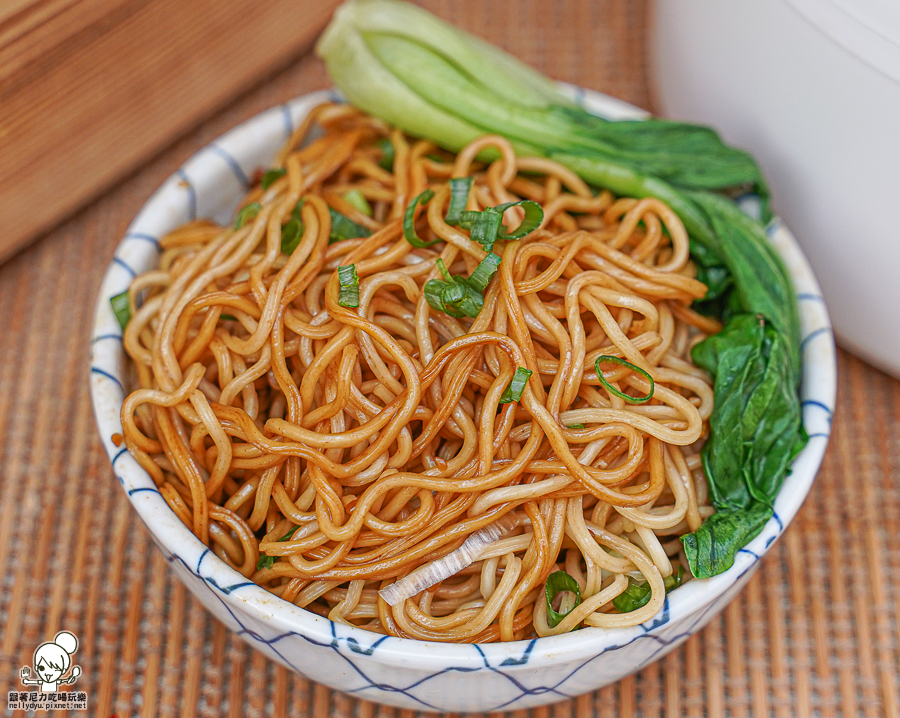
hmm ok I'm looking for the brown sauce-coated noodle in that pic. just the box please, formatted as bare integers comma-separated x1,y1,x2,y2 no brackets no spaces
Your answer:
120,102,718,642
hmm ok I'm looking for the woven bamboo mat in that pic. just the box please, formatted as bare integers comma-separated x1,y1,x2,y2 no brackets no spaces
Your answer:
1,1,899,715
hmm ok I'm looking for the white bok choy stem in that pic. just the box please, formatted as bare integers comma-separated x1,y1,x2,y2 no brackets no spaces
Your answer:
378,514,521,606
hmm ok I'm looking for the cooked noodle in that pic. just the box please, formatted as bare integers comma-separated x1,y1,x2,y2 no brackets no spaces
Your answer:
119,102,718,642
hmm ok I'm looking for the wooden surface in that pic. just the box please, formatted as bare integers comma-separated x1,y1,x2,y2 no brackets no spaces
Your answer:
1,1,899,716
0,0,339,263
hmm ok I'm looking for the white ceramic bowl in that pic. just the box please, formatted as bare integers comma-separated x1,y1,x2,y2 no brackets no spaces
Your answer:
89,88,837,713
651,0,900,377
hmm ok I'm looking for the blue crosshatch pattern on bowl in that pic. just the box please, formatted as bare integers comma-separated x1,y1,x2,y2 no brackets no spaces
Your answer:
209,143,250,186
175,169,197,221
147,534,760,713
111,256,137,278
153,542,759,713
123,231,162,249
87,88,837,712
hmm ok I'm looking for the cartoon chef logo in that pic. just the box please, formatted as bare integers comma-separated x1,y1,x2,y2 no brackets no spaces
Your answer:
19,631,82,692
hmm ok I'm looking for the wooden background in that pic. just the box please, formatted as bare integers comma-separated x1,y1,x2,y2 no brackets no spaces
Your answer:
0,0,337,263
1,1,898,716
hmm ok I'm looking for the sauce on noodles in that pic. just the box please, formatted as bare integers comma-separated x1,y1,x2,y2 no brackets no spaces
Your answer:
119,102,720,642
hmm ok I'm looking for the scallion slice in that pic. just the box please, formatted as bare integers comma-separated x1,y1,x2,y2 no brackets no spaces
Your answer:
233,201,262,230
494,200,544,239
445,177,473,225
256,525,302,571
377,137,395,171
666,563,685,591
466,252,501,292
281,198,307,255
544,570,582,628
423,277,482,318
566,423,585,430
280,525,300,541
612,564,684,613
261,168,286,190
594,355,655,404
499,366,533,404
459,208,502,252
423,279,461,318
403,189,440,248
338,264,360,308
451,281,484,317
457,199,544,252
435,256,453,281
280,218,303,255
343,188,373,217
611,579,649,613
424,255,497,318
110,290,131,330
220,313,238,321
329,208,371,243
256,554,276,570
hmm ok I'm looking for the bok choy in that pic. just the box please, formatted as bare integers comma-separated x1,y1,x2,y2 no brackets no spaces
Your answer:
317,0,806,579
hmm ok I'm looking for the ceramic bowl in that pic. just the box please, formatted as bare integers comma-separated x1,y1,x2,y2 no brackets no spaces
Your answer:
89,88,836,713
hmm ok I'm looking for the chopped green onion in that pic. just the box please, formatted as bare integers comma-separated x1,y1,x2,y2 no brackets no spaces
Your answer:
666,563,686,591
611,579,649,613
450,280,484,317
435,257,453,281
442,280,467,306
234,201,262,229
343,188,373,217
566,423,585,430
280,525,300,541
338,264,360,308
494,200,544,239
281,200,307,254
256,554,276,570
445,177,473,225
425,256,498,318
280,218,303,255
466,252,501,292
403,189,440,248
544,570,582,628
612,564,684,613
594,355,655,404
459,208,502,252
457,200,543,252
261,168,286,190
377,137,395,171
256,525,302,571
499,366,533,404
423,279,459,317
329,208,371,243
220,314,237,321
423,277,483,318
110,290,131,330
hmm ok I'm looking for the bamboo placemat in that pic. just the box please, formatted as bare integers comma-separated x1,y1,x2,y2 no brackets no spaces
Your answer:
1,1,898,716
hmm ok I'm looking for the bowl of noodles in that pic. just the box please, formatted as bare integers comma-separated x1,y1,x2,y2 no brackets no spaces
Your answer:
89,88,836,712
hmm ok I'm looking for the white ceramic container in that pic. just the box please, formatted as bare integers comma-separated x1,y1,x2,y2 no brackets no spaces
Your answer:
89,88,836,713
651,0,900,376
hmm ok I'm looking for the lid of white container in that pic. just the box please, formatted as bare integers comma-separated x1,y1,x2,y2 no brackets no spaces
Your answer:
787,0,900,84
